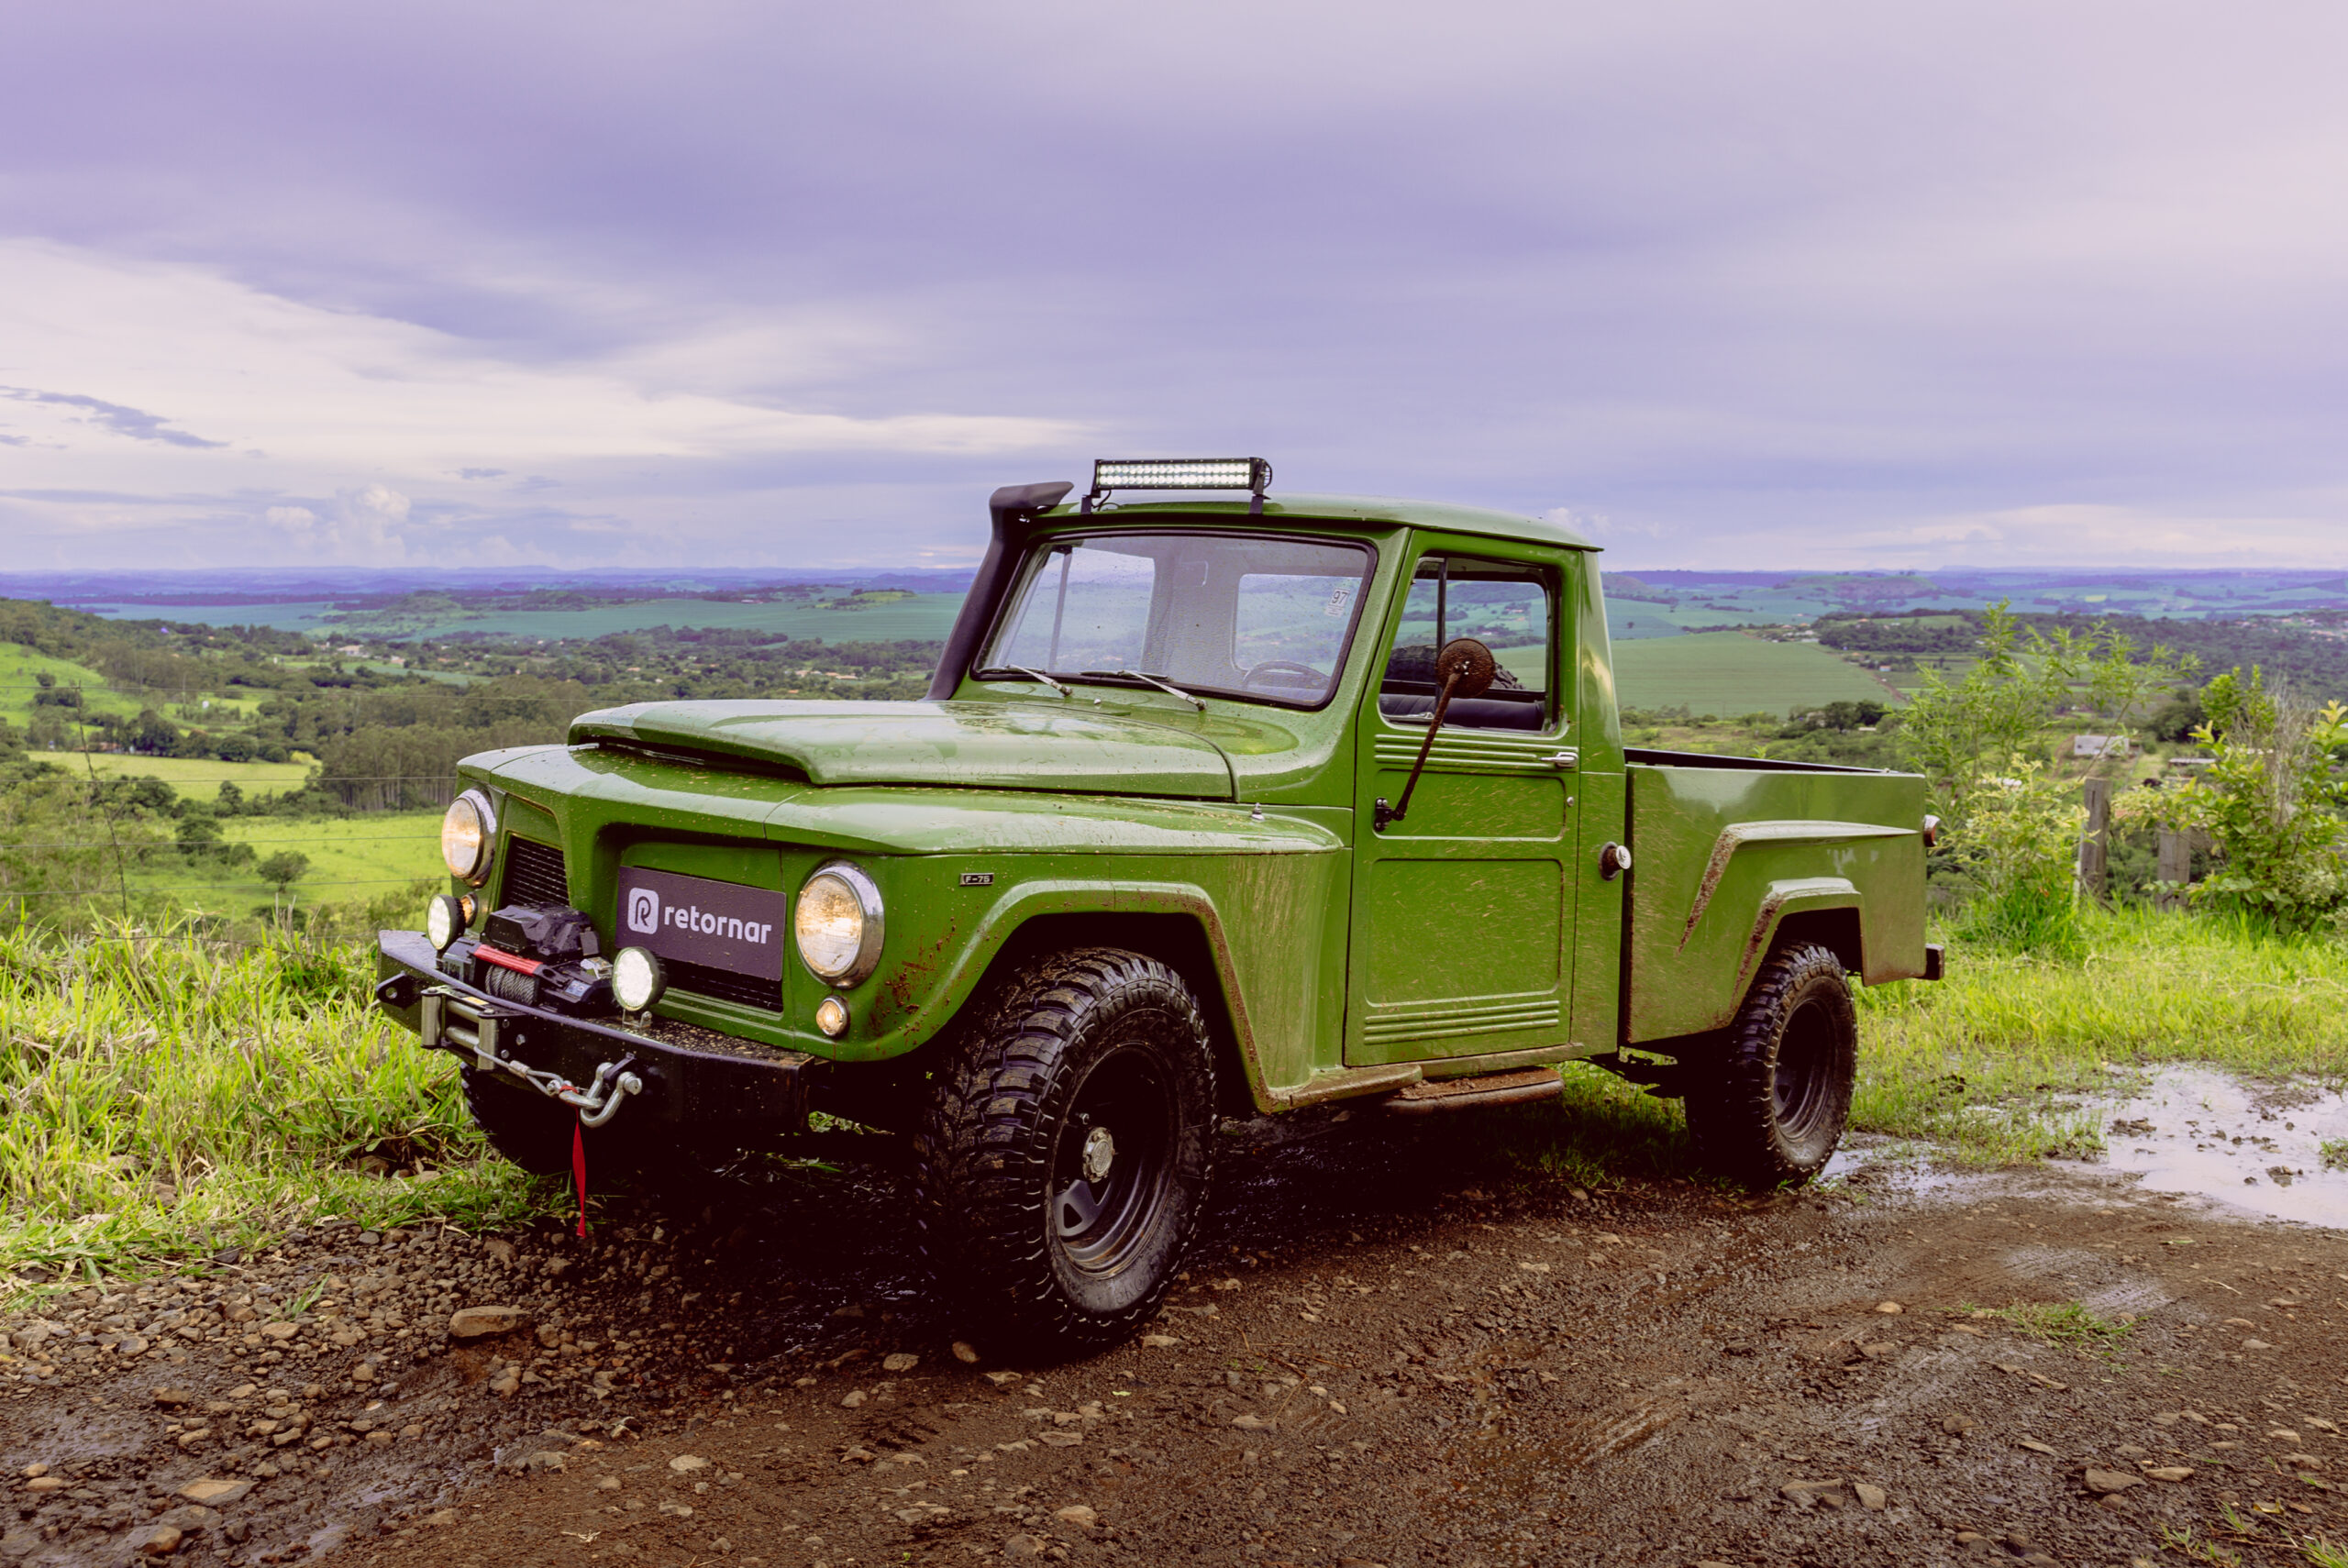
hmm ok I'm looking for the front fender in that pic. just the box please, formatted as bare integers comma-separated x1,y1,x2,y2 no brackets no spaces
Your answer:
861,856,1348,1113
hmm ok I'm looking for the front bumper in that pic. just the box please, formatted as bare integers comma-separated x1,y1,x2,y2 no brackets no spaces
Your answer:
373,929,816,1129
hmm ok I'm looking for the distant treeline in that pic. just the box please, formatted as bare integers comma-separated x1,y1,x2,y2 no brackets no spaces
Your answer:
1812,606,2348,701
1,595,953,812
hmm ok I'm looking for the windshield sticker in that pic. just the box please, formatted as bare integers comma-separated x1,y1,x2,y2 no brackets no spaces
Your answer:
1325,585,1353,617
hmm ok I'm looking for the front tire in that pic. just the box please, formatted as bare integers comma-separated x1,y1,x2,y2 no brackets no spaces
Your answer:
1683,943,1857,1189
912,948,1217,1352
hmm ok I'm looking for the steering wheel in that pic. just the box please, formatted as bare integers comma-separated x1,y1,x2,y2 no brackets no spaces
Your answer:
1242,659,1325,690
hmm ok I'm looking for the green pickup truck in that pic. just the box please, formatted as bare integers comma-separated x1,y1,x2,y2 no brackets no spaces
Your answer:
374,458,1939,1347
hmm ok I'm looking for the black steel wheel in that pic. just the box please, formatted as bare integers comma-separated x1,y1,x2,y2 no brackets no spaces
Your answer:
912,947,1216,1352
1683,942,1858,1189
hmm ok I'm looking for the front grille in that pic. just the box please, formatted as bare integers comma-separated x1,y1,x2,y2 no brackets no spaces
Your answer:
666,957,785,1014
500,837,569,908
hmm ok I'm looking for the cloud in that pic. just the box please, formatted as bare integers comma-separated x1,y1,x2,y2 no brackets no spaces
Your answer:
1,3,2345,567
0,387,223,448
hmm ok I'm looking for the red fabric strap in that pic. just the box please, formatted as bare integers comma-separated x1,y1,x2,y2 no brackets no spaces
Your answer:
571,1120,589,1239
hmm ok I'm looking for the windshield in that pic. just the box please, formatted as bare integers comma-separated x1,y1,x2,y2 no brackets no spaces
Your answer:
980,531,1376,708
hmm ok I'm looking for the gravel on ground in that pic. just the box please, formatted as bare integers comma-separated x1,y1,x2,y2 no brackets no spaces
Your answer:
5,1115,2345,1568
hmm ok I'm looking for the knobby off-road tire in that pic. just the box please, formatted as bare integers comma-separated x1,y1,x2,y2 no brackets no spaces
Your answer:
1683,942,1858,1189
912,947,1217,1353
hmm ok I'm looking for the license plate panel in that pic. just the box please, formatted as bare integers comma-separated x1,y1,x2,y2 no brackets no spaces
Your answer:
615,867,791,983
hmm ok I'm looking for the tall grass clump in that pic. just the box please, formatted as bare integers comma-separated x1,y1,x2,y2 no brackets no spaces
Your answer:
0,921,549,1279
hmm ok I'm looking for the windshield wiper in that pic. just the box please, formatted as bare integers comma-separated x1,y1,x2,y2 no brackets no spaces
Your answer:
1080,668,1206,712
981,664,1071,697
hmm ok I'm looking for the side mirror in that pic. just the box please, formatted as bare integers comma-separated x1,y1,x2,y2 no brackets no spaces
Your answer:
1374,638,1495,833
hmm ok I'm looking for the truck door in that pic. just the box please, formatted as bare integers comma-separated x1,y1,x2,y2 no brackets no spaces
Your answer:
1345,542,1578,1065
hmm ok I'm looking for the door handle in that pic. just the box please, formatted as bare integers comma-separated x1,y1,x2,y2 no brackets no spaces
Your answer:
1543,749,1578,769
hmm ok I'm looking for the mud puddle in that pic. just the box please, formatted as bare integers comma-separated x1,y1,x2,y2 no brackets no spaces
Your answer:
2084,1065,2348,1225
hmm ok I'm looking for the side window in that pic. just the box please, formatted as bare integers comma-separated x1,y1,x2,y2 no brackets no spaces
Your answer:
1378,554,1551,732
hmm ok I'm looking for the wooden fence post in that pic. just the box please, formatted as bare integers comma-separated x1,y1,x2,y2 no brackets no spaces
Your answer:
2155,827,2191,911
2077,777,2110,901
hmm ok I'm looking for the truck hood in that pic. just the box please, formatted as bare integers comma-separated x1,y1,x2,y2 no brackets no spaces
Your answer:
568,700,1237,799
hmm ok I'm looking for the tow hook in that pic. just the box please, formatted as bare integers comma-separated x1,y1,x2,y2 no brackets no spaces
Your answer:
494,1045,642,1128
419,985,642,1127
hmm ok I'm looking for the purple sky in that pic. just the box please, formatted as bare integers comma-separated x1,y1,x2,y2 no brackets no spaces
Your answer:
3,1,2344,571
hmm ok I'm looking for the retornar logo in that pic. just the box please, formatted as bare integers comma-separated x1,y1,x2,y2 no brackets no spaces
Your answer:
626,886,660,935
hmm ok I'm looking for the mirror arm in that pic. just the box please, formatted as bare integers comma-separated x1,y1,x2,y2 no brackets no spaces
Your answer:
1374,672,1464,833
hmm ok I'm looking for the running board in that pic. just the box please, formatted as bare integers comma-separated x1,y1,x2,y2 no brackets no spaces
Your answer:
1382,1066,1563,1116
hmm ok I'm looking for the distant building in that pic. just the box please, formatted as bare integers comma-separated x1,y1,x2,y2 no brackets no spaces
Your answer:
2072,734,2133,759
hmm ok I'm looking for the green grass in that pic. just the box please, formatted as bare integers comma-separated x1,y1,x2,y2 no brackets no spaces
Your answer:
0,644,144,730
2320,1138,2348,1171
0,927,540,1285
1612,631,1902,717
72,755,316,802
1853,903,2348,1163
1964,1299,2134,1355
125,811,447,910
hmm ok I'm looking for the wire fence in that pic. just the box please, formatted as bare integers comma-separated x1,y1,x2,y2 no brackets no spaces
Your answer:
4,880,434,899
0,837,437,849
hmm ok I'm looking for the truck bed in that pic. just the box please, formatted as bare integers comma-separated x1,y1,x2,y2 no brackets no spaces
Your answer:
1622,753,1927,1044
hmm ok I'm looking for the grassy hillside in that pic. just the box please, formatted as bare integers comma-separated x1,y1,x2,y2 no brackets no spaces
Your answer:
0,644,145,729
1613,630,1901,715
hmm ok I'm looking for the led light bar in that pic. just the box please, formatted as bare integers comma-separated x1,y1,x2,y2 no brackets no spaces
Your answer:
1083,457,1273,514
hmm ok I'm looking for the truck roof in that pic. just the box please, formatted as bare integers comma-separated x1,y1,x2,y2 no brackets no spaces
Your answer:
1037,492,1600,553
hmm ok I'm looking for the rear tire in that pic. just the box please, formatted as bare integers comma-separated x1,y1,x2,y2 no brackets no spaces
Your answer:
911,948,1217,1353
1683,943,1857,1189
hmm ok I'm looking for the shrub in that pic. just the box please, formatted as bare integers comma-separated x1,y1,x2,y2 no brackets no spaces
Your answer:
2122,668,2348,930
1944,756,2087,957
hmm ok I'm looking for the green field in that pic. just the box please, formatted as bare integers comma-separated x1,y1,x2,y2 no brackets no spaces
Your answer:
1612,630,1902,715
130,811,445,911
69,755,316,801
331,593,966,644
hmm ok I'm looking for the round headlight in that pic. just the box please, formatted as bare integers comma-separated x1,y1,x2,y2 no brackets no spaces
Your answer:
426,893,469,953
794,862,883,987
440,788,497,884
612,946,667,1013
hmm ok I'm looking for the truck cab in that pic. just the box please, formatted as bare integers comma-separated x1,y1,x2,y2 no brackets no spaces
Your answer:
374,459,1935,1348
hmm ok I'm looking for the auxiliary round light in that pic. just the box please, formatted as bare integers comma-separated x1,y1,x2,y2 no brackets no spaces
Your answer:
613,946,667,1013
793,862,884,987
439,789,497,883
426,893,470,953
814,996,850,1038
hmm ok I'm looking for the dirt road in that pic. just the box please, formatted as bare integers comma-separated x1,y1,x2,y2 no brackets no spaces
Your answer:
6,1110,2346,1568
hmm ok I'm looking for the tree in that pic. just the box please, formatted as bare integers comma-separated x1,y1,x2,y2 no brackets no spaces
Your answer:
2121,668,2348,929
255,851,309,890
1899,602,2195,823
